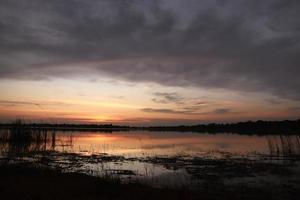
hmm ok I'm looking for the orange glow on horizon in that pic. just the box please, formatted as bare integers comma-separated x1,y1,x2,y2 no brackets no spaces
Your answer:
0,78,299,125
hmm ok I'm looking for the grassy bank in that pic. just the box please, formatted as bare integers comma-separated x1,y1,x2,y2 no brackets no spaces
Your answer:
0,164,299,200
0,164,192,200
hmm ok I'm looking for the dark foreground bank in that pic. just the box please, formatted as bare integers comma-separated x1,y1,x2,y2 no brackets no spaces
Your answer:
0,164,299,200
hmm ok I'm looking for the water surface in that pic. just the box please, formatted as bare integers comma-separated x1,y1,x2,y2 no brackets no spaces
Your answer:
1,130,300,187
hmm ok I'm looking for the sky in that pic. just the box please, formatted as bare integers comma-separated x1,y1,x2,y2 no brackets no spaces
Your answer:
0,0,299,125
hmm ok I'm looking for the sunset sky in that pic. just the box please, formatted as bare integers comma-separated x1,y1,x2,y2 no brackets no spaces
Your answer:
0,0,299,125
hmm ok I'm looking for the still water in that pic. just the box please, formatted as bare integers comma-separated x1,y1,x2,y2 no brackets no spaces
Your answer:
1,130,300,187
38,131,300,157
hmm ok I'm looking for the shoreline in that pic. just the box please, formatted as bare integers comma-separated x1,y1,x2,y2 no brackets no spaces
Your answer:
1,163,300,200
1,119,300,135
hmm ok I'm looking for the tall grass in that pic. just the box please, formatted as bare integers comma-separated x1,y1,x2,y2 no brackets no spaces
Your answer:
10,119,33,143
2,119,51,155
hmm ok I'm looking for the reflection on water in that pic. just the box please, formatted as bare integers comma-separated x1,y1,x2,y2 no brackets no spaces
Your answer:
0,129,73,156
1,129,300,187
267,135,300,157
1,130,300,158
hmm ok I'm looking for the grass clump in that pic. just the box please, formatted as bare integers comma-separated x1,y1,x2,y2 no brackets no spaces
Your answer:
9,119,33,143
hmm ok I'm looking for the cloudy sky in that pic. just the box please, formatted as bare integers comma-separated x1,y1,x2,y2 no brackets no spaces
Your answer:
0,0,299,125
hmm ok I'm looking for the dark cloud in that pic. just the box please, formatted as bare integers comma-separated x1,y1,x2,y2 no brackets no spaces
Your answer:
0,100,71,107
194,101,209,105
212,108,232,115
141,108,190,115
141,107,234,115
152,92,183,104
0,100,39,106
0,0,300,99
182,105,206,112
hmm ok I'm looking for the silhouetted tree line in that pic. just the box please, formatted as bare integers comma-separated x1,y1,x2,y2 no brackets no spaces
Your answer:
1,119,300,135
141,120,300,135
0,123,130,131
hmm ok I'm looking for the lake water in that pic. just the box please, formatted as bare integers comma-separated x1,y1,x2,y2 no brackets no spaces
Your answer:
45,131,299,157
1,130,300,187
